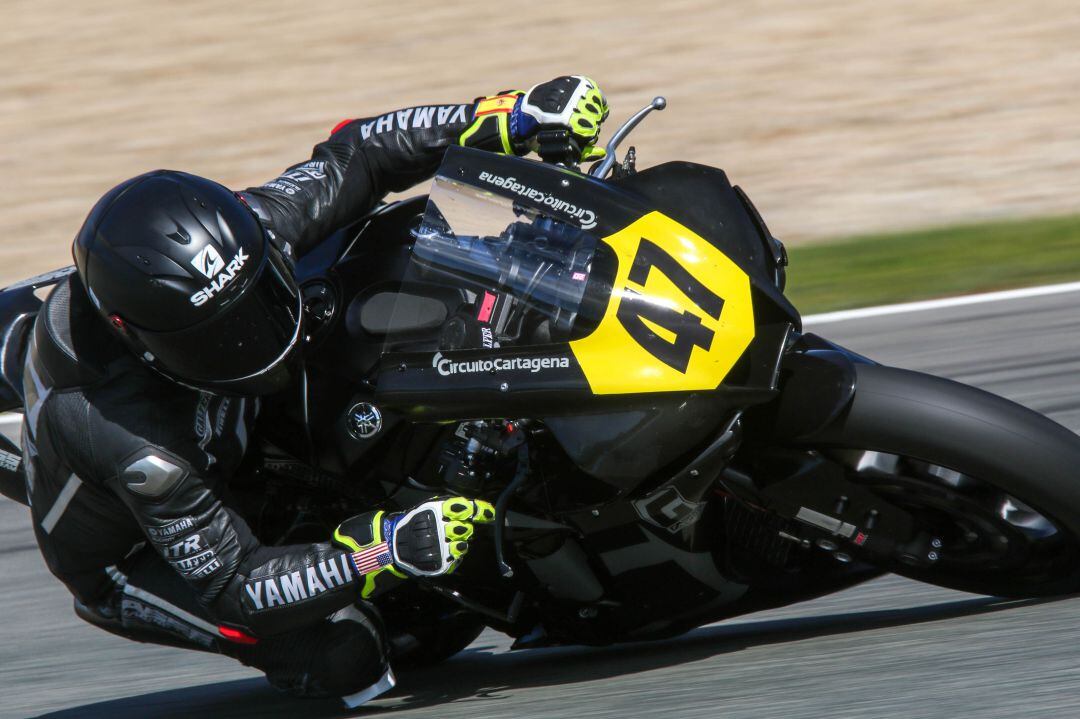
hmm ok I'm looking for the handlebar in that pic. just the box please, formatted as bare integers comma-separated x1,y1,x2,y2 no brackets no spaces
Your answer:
533,96,668,179
535,128,584,168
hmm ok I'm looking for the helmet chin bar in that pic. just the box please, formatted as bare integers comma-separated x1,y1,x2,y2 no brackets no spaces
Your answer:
124,293,304,397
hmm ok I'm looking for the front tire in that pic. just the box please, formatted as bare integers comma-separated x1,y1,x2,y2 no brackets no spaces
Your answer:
807,363,1080,596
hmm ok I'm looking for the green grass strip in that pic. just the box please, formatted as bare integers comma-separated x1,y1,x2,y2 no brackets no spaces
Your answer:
783,214,1080,314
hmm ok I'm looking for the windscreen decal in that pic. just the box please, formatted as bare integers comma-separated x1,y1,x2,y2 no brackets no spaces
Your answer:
478,172,597,229
570,211,755,394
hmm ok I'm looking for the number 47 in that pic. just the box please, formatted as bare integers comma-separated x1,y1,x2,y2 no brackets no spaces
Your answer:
615,239,726,374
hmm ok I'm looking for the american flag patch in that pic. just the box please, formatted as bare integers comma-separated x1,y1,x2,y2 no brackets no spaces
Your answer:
350,543,393,576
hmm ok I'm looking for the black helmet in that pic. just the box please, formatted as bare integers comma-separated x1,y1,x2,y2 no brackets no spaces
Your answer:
73,170,302,396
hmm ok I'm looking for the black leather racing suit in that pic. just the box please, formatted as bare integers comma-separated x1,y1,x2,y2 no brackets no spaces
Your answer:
22,100,475,696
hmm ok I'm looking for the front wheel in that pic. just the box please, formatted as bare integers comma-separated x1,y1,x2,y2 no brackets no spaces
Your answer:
807,364,1080,597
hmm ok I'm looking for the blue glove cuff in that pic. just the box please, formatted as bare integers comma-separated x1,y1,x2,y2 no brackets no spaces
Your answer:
509,96,538,142
382,514,399,548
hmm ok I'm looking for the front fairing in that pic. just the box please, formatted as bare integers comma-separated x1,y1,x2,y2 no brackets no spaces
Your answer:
376,147,786,415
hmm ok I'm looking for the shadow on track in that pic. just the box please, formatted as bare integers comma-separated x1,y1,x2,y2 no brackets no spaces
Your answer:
34,595,1059,718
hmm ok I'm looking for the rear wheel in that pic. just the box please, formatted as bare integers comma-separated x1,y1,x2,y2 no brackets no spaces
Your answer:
808,364,1080,597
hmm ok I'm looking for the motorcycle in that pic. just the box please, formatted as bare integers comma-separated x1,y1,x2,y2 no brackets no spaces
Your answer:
3,96,1080,669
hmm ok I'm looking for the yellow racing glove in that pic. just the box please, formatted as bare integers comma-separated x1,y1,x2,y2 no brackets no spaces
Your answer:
333,497,496,599
459,75,609,163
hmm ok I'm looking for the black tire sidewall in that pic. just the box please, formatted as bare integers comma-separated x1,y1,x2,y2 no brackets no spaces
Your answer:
806,363,1080,596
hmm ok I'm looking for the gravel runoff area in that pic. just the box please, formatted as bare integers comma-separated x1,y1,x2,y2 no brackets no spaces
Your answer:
5,0,1080,287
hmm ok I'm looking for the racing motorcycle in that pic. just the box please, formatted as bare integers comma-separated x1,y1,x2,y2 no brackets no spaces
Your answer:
3,96,1080,669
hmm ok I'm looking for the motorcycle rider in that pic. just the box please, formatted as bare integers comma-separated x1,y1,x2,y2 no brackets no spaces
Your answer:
21,76,608,706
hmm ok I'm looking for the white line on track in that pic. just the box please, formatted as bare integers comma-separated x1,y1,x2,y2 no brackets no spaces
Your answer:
803,280,1080,324
0,281,1074,428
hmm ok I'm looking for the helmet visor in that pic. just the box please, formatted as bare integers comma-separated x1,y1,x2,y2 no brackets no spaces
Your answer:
130,244,302,387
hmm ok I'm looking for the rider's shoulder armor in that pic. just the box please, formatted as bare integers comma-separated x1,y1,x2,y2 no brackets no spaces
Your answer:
24,275,254,485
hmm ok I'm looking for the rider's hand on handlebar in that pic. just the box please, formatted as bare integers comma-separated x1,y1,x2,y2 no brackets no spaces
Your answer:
459,75,609,163
333,497,496,598
519,75,609,161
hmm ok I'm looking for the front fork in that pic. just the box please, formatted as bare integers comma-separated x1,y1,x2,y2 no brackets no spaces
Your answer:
722,332,943,570
728,447,943,570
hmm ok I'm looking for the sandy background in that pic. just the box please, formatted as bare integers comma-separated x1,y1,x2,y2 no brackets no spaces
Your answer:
4,0,1080,286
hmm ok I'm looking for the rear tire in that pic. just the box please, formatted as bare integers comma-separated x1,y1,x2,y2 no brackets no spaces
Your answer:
808,363,1080,596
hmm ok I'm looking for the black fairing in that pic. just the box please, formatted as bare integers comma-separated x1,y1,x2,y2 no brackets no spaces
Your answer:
431,151,794,484
610,161,797,328
747,333,878,442
431,149,797,328
282,197,432,475
539,160,799,484
306,150,800,487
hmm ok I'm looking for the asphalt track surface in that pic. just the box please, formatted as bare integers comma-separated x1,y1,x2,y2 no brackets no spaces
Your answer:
5,290,1080,718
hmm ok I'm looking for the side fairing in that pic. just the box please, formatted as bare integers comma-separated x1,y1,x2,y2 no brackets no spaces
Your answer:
368,149,791,485
569,211,755,394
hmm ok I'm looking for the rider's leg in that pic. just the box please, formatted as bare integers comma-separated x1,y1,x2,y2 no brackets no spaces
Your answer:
74,547,395,703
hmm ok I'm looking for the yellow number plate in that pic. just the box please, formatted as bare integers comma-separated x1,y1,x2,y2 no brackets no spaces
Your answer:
570,211,755,394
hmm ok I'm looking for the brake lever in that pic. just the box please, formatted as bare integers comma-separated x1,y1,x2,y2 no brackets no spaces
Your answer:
591,96,667,180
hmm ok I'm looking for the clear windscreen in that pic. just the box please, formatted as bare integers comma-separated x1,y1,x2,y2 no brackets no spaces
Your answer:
381,176,610,355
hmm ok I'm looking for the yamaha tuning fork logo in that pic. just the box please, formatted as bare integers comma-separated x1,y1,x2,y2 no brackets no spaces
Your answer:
346,403,383,440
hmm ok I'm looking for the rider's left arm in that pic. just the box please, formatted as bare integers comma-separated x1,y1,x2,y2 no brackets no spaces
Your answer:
238,99,480,258
237,76,607,260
